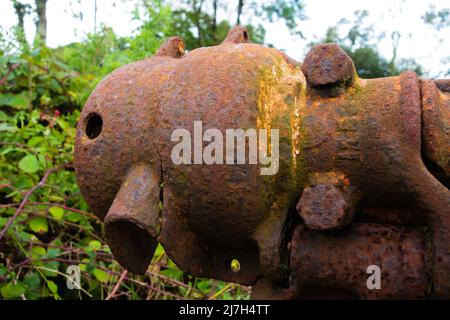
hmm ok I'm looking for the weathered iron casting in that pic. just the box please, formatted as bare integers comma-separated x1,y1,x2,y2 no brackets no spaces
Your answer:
74,26,450,299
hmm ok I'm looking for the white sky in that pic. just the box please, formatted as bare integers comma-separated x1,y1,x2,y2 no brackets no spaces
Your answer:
0,0,449,77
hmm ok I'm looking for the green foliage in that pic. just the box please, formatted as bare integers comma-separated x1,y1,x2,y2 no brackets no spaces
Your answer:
169,0,305,49
347,47,391,78
170,0,238,49
1,282,26,299
18,154,40,173
422,5,450,30
312,10,423,78
253,0,306,37
129,1,173,60
421,5,450,77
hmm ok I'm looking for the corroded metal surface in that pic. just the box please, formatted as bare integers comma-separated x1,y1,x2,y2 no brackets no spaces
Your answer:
74,26,450,299
289,223,429,299
301,43,355,87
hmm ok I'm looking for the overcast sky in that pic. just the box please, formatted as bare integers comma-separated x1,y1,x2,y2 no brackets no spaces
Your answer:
0,0,449,77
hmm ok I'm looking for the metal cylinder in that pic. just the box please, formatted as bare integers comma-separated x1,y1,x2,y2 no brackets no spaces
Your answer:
289,223,429,299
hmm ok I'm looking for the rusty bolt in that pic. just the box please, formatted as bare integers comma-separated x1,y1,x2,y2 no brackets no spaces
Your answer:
296,184,354,230
302,43,355,87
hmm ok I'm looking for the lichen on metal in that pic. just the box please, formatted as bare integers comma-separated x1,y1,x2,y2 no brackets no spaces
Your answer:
74,26,450,299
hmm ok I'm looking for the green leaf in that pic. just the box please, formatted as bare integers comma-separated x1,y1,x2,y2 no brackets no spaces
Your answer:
0,123,18,132
67,127,76,138
13,176,34,189
31,109,40,123
42,261,60,277
18,155,40,173
23,272,41,299
154,243,165,258
79,258,89,272
196,280,212,294
1,282,25,299
0,111,9,121
40,95,51,106
160,268,183,280
37,154,47,169
17,231,35,242
0,92,30,109
0,146,19,155
47,280,58,295
51,238,63,247
23,272,41,290
93,268,110,283
66,212,81,222
47,247,60,258
56,118,69,130
88,240,102,251
27,136,44,147
0,217,8,227
48,195,65,202
31,246,47,258
29,217,48,233
49,206,64,220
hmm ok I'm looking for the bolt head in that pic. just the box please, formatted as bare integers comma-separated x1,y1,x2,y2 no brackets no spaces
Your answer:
296,184,353,230
302,44,355,87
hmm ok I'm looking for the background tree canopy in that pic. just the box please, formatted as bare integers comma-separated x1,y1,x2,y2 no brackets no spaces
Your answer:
0,0,448,300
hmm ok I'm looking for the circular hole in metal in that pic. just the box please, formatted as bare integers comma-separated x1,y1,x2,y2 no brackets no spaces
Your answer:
85,113,102,139
230,258,241,273
243,31,248,41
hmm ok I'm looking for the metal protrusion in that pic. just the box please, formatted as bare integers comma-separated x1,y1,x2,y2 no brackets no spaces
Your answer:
421,79,450,187
222,25,250,44
104,165,161,274
435,79,450,92
302,43,356,87
155,36,185,58
296,183,356,231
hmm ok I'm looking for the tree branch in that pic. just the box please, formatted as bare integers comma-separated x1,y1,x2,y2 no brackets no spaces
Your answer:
0,163,73,241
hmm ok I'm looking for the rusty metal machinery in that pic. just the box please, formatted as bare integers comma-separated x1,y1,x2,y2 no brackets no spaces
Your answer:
74,26,450,299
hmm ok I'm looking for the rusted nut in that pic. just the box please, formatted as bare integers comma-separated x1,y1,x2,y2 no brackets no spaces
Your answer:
296,184,354,230
302,43,355,87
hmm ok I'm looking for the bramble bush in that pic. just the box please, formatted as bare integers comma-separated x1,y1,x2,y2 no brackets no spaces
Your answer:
0,3,249,300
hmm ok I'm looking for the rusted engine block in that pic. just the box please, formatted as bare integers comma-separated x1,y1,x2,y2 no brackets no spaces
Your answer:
74,26,450,299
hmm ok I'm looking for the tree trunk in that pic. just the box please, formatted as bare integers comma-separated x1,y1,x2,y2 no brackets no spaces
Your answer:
13,1,27,32
94,0,98,33
192,0,204,47
35,0,47,44
237,0,244,25
12,1,30,45
212,0,218,42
